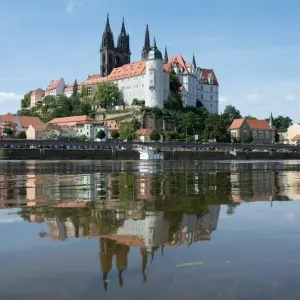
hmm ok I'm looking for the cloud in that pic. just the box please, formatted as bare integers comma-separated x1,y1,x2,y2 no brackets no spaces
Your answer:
286,94,296,101
246,93,262,102
219,96,229,104
0,218,22,224
0,92,22,103
66,0,81,13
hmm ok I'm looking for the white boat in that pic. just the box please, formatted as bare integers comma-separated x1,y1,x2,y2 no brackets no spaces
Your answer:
136,146,164,160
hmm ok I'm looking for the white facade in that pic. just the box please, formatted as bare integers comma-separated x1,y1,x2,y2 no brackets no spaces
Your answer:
287,123,300,144
64,84,82,98
74,122,108,140
45,78,65,97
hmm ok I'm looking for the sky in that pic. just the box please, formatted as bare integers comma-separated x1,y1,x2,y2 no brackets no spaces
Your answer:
1,0,300,121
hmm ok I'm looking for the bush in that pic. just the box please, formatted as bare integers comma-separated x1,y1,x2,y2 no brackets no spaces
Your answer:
150,129,161,141
96,129,106,140
17,132,27,139
111,131,120,139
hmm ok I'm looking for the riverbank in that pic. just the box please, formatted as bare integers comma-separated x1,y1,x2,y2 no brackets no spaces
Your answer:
1,149,300,160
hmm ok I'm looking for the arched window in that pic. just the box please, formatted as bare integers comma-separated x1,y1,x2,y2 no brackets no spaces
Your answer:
102,54,106,64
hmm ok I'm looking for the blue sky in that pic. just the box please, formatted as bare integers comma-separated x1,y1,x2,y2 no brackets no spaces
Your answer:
1,0,300,120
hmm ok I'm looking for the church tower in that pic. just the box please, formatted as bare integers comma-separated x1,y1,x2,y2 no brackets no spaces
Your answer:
116,17,131,67
141,25,151,60
100,15,131,77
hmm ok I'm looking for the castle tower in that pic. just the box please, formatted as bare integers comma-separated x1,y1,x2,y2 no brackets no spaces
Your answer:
141,25,151,60
116,17,131,67
164,46,169,63
100,14,115,77
145,38,164,108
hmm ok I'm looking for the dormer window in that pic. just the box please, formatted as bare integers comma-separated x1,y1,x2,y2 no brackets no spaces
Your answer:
209,74,214,84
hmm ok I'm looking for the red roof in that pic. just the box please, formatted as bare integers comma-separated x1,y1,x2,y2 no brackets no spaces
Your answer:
64,82,82,91
136,129,152,136
292,135,300,141
46,79,62,91
31,88,45,96
229,118,271,130
0,114,44,128
29,123,47,131
199,68,219,86
48,115,94,124
168,55,189,75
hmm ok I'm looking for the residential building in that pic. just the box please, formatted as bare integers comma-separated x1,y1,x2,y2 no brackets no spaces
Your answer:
136,129,152,142
26,124,47,140
0,114,44,137
229,118,275,144
64,82,82,98
286,123,300,144
45,78,65,97
30,88,45,108
104,120,120,137
48,115,108,140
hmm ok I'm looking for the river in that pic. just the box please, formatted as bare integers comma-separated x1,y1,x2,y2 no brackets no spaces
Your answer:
1,160,300,299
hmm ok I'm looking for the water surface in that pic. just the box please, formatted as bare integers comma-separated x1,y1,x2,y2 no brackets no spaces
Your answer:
1,160,300,299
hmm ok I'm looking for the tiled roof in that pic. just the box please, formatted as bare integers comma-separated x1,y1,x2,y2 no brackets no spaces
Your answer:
136,129,152,136
48,115,94,124
229,118,271,130
292,135,300,141
46,79,62,91
109,61,146,80
168,55,189,75
64,82,82,92
0,114,44,128
31,88,45,95
30,123,47,131
105,120,120,130
199,68,219,86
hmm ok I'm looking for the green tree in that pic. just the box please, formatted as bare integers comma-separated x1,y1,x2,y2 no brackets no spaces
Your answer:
3,127,13,136
244,115,257,119
72,80,78,97
81,86,88,97
17,131,27,139
120,125,135,140
272,116,292,129
17,109,33,116
150,129,161,141
111,131,120,139
241,132,253,143
132,98,145,106
21,91,32,108
92,82,120,109
204,114,231,142
96,129,106,140
170,70,181,92
131,118,141,131
222,105,242,126
41,124,62,140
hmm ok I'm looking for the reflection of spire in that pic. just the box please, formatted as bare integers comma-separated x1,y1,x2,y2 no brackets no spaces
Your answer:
99,239,114,291
161,245,164,257
118,268,124,288
140,248,148,284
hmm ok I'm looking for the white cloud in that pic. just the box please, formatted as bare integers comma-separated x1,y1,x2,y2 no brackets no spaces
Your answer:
0,92,22,103
0,218,22,224
286,94,296,101
219,96,229,104
0,92,23,114
246,93,262,102
66,0,81,13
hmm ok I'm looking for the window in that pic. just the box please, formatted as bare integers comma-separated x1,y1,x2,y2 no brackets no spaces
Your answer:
210,95,213,101
210,86,213,92
87,86,93,96
201,85,203,91
201,94,203,100
150,80,154,85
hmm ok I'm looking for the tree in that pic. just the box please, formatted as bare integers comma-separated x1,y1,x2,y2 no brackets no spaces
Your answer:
17,131,27,139
272,116,292,129
81,86,88,97
72,80,78,97
120,125,135,140
111,131,120,139
3,127,13,136
17,109,33,116
244,115,257,119
222,105,242,126
96,129,106,140
241,132,253,143
41,124,62,140
170,70,181,92
21,91,32,108
92,82,120,109
204,114,231,142
132,99,145,106
131,118,141,131
150,129,161,141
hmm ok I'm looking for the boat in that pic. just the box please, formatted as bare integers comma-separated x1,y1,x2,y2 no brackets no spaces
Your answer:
136,146,164,160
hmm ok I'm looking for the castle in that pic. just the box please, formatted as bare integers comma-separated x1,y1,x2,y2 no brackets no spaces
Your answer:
33,15,219,113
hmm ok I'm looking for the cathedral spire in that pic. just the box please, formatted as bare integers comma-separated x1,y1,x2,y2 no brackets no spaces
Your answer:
192,54,197,68
153,37,157,48
101,13,115,51
269,112,274,128
121,17,126,35
164,46,169,63
142,25,151,60
105,13,111,32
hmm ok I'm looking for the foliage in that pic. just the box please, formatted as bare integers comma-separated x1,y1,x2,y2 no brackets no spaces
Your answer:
3,127,13,136
272,115,292,129
170,70,181,92
41,124,63,140
131,118,141,131
204,114,231,142
72,80,78,98
92,82,120,109
120,124,136,140
17,131,27,139
17,109,33,116
21,91,32,108
244,115,257,119
132,99,145,106
222,105,242,126
241,132,253,143
81,86,88,97
150,129,161,141
110,130,120,139
163,131,177,141
96,129,106,140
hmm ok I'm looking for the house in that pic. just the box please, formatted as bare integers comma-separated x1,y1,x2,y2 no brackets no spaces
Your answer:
229,118,275,144
136,129,152,142
64,82,82,98
104,120,120,137
0,114,45,137
30,88,45,108
26,124,47,140
45,78,65,97
291,135,300,146
286,123,300,144
48,115,108,140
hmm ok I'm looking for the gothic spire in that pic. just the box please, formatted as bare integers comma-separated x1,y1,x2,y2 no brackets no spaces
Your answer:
105,13,111,32
269,112,274,128
192,54,197,68
120,17,126,35
153,37,157,49
164,46,169,63
101,13,115,51
142,24,151,60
